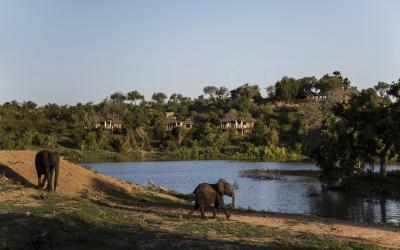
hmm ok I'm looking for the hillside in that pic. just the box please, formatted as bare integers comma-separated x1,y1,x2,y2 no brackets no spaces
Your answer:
1,150,400,249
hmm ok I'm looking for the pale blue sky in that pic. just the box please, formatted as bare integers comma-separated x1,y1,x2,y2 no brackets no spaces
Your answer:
1,0,399,105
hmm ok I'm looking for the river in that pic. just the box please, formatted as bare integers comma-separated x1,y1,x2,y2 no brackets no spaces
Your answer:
86,160,400,225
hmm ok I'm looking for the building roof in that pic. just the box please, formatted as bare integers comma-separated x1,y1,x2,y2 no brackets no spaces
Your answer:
165,117,178,124
112,119,123,124
219,113,238,123
183,118,194,125
94,115,106,123
219,113,255,123
165,111,175,118
242,115,256,122
95,115,123,124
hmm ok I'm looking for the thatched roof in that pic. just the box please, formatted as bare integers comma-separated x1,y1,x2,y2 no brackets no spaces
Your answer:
94,115,106,123
94,115,123,124
183,118,194,125
219,113,255,123
165,117,178,124
112,119,123,124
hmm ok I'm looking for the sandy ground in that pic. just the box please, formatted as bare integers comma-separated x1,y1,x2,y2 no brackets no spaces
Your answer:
1,150,400,249
0,150,142,196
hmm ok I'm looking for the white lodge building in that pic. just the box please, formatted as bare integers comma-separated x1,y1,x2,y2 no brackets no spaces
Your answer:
218,113,255,135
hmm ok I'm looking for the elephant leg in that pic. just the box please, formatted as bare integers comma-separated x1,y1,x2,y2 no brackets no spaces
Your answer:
46,170,53,192
221,205,230,219
39,175,47,189
188,208,195,217
212,207,216,219
37,174,42,188
199,204,207,219
50,169,55,192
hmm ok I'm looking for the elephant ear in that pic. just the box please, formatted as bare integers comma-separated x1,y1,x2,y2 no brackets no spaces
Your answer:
217,179,226,195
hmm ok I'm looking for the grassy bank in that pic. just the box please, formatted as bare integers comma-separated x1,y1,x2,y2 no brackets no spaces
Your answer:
240,169,321,180
0,177,384,250
56,148,311,164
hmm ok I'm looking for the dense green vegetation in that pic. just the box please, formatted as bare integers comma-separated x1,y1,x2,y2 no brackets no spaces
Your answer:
0,71,350,162
314,79,400,179
1,71,400,179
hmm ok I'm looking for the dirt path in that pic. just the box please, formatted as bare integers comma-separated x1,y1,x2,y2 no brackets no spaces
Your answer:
1,150,400,249
232,213,400,248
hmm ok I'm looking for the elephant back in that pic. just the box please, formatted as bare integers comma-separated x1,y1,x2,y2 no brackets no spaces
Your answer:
193,183,214,194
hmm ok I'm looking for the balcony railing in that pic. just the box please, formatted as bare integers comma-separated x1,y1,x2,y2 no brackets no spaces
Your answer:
218,123,252,129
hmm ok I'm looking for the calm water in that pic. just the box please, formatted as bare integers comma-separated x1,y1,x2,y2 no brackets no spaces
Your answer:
86,160,400,225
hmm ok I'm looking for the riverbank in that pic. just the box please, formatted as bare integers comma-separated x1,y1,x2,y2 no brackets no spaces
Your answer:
240,168,321,179
1,150,399,249
55,148,311,164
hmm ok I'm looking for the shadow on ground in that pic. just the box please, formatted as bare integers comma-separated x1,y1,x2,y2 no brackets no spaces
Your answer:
0,211,300,250
0,163,36,189
91,177,191,208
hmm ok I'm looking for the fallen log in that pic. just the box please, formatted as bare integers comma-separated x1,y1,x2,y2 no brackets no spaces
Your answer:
147,179,194,201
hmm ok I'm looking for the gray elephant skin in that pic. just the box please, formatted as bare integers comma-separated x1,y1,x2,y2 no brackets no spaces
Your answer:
35,150,60,192
189,179,235,219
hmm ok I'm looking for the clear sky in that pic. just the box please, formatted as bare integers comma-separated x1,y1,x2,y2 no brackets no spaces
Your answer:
1,0,399,105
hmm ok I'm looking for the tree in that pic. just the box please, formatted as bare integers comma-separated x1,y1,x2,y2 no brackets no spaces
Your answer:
151,92,167,104
389,80,400,158
110,92,126,102
230,84,262,111
316,88,394,177
215,86,229,100
274,77,298,101
169,93,183,103
266,85,276,99
342,88,393,176
127,90,144,105
296,76,317,99
249,121,267,146
388,79,400,99
22,101,37,110
203,86,217,99
374,81,390,98
316,71,350,96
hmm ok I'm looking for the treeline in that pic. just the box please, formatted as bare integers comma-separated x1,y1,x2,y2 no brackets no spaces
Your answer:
314,80,400,177
1,72,399,173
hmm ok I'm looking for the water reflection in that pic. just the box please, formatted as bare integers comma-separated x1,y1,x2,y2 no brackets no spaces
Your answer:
308,187,400,224
86,160,400,225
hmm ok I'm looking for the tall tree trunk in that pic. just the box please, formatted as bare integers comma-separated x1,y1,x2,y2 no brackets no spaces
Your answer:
379,154,386,177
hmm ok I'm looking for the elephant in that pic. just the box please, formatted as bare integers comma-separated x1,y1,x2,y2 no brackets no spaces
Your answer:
188,179,235,219
35,150,60,192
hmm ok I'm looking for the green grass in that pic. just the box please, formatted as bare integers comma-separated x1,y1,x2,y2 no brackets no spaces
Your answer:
174,220,276,239
172,220,377,250
0,182,384,250
54,147,311,164
292,232,378,250
0,177,23,192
